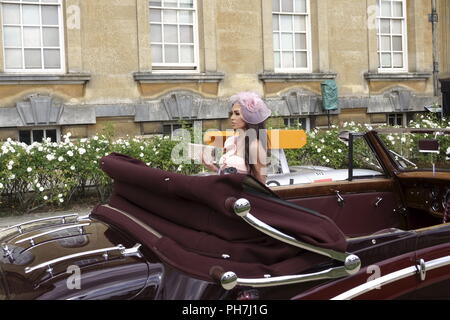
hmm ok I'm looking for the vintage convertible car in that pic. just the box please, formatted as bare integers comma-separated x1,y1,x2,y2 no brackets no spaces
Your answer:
1,128,450,300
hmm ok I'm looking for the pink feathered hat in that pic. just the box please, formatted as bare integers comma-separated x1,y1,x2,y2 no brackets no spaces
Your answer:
229,91,271,124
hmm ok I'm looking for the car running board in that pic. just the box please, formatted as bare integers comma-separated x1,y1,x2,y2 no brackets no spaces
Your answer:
214,198,361,290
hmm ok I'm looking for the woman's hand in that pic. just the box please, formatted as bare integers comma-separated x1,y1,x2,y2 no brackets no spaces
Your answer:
201,151,219,173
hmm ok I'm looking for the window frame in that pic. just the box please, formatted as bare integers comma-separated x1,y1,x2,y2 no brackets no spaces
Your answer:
272,0,312,73
149,0,200,73
19,127,60,144
376,0,408,73
283,116,310,131
1,0,66,74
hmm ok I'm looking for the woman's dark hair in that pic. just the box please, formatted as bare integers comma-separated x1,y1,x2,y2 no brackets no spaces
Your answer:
244,121,268,177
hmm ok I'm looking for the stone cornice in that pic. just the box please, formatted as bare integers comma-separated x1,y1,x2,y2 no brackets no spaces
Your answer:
133,72,225,83
0,73,91,85
364,72,432,81
258,72,337,82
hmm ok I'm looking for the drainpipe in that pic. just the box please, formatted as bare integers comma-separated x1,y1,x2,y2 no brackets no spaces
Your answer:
430,0,439,97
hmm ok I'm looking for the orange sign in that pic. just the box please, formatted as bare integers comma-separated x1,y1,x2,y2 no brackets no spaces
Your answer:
203,130,307,149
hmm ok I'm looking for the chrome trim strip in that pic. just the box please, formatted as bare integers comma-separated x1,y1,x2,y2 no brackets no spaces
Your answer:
101,205,162,239
0,213,80,234
331,254,450,300
220,266,349,290
24,243,142,274
15,223,90,245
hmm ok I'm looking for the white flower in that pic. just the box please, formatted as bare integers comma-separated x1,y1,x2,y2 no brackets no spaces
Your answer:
320,139,325,143
155,151,159,155
338,149,342,153
93,136,99,140
58,193,63,198
7,165,12,170
66,132,72,138
70,165,76,171
39,187,44,192
325,159,330,163
8,160,14,166
400,137,406,143
0,183,3,189
46,154,55,161
80,138,87,143
140,146,144,150
58,156,64,162
317,148,322,153
38,146,43,152
27,167,32,172
78,148,86,155
59,198,64,203
36,182,41,188
8,174,15,180
43,196,48,200
67,150,74,157
140,153,144,157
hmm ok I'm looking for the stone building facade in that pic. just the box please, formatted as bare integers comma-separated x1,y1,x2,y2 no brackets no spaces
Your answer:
0,0,448,142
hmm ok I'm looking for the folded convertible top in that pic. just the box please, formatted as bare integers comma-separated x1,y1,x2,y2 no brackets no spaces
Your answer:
92,153,348,280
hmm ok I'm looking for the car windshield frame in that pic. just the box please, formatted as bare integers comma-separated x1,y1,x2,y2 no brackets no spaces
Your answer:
374,128,450,173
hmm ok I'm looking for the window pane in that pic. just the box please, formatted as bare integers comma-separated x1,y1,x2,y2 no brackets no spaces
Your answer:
282,52,294,68
294,0,306,13
179,0,193,8
393,1,403,17
42,0,59,3
33,130,44,142
163,9,177,23
164,44,178,62
23,5,40,25
180,45,194,63
150,24,162,42
294,15,306,32
380,35,391,51
295,51,307,68
381,1,391,16
3,27,22,47
24,27,41,47
392,36,402,50
272,0,280,12
164,25,178,42
393,53,403,67
295,33,306,49
392,19,402,34
19,131,32,145
43,27,59,46
24,49,42,68
280,15,292,31
179,10,193,23
43,49,60,68
380,19,390,33
3,4,21,24
150,8,161,22
164,0,177,8
5,49,23,68
150,1,162,7
273,33,280,50
152,44,163,62
180,25,193,43
42,5,59,25
274,52,281,68
272,14,279,31
281,33,293,50
46,129,57,142
381,53,391,67
281,0,293,12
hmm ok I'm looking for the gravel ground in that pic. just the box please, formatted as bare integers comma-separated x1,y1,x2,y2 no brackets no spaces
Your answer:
0,204,93,229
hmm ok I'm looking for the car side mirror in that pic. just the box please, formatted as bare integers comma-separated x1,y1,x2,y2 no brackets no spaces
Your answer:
418,139,440,154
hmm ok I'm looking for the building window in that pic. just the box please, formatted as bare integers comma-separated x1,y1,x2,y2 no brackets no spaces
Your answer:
387,113,404,126
1,0,65,73
149,0,198,72
162,122,192,137
272,0,311,72
283,117,309,131
19,128,59,144
377,0,407,72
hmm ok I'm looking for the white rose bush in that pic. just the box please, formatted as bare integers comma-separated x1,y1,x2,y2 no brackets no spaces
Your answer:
0,133,202,214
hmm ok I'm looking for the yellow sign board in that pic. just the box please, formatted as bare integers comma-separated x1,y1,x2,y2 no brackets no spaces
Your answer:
203,130,307,149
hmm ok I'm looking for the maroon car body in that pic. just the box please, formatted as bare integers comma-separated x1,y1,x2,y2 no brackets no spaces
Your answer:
1,128,450,300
